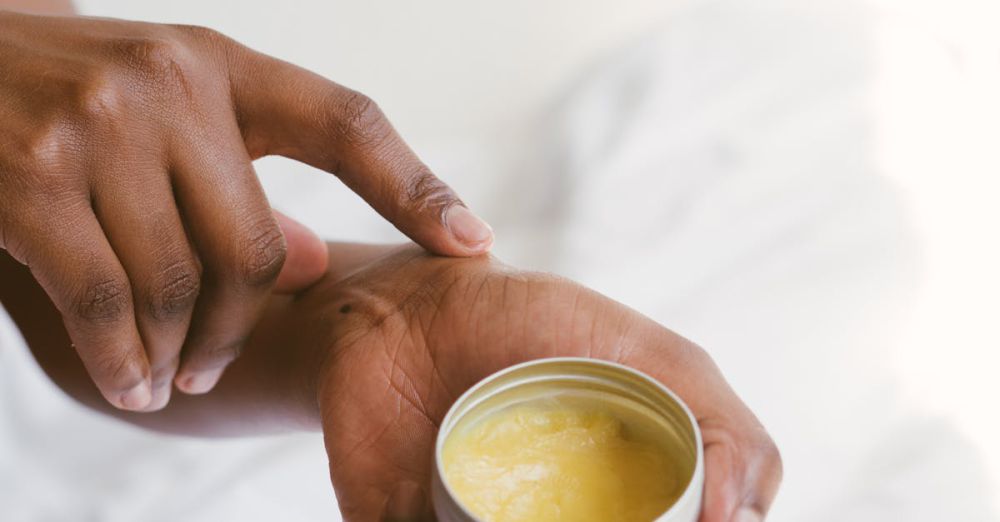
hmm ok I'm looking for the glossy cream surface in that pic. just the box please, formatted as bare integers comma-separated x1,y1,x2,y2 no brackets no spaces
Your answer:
441,398,684,522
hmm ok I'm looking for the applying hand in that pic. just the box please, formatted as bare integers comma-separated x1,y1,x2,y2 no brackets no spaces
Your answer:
0,10,493,412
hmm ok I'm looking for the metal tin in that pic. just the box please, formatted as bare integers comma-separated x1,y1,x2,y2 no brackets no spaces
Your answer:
432,357,704,522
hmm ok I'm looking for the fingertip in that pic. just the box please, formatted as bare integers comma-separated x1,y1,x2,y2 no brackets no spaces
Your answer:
140,382,172,412
117,380,153,411
441,205,494,256
273,210,329,293
174,367,225,395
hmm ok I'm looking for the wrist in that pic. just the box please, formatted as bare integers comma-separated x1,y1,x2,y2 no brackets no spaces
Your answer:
268,270,383,431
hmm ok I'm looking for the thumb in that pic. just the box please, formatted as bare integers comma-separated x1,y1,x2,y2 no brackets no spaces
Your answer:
229,50,494,257
273,210,329,293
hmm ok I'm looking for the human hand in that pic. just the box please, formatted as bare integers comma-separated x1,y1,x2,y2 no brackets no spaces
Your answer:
290,246,780,521
0,11,492,412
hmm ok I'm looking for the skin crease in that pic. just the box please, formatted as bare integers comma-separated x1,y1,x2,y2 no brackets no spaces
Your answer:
0,243,782,522
0,4,492,413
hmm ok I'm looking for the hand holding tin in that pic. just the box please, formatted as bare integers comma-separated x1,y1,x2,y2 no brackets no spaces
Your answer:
309,246,782,522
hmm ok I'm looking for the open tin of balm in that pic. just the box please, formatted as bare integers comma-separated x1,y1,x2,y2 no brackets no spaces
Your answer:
432,358,704,522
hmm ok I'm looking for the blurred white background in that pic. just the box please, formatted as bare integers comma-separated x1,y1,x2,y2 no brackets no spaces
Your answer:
1,0,998,520
65,0,1000,513
866,0,1000,503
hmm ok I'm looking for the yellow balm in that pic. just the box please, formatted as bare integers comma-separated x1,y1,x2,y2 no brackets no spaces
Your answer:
441,400,683,522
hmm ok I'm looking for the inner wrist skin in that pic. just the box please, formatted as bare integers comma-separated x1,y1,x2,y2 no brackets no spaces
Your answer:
302,243,470,430
276,243,407,433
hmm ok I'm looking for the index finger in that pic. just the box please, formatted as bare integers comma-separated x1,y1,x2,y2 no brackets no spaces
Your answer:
227,49,494,257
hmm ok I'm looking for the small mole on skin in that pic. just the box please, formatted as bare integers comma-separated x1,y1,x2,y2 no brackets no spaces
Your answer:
339,304,352,314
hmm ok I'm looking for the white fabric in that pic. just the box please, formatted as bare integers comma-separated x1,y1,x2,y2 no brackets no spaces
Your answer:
1,1,994,520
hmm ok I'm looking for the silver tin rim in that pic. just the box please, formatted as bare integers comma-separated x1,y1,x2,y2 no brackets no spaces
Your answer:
433,357,705,522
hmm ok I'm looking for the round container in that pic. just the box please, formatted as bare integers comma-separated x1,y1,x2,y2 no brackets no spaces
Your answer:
432,357,704,522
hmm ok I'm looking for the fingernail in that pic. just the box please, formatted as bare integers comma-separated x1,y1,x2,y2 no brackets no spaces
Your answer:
142,382,172,412
175,367,225,395
119,380,152,410
446,205,494,249
384,480,426,522
733,507,763,522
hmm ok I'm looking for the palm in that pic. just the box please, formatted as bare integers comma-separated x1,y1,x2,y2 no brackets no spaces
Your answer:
297,247,778,521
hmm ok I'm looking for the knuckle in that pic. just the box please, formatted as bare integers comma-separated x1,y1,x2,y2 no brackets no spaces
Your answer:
71,275,132,325
69,72,128,122
148,259,201,320
9,117,78,171
167,24,242,76
237,220,287,287
110,35,182,71
107,36,194,94
332,90,388,146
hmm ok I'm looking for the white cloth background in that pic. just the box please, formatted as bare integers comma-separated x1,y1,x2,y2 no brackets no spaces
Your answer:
1,0,996,520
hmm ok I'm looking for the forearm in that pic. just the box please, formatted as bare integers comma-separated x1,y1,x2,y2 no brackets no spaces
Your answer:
0,242,394,436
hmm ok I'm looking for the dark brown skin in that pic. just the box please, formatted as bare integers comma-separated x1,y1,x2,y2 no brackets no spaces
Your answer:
0,244,782,522
0,7,493,412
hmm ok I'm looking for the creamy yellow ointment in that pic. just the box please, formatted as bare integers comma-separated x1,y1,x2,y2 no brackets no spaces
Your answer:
441,398,684,522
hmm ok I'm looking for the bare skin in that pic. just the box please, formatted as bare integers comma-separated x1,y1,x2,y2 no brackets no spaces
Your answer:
0,5,493,412
0,3,780,520
0,244,782,521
